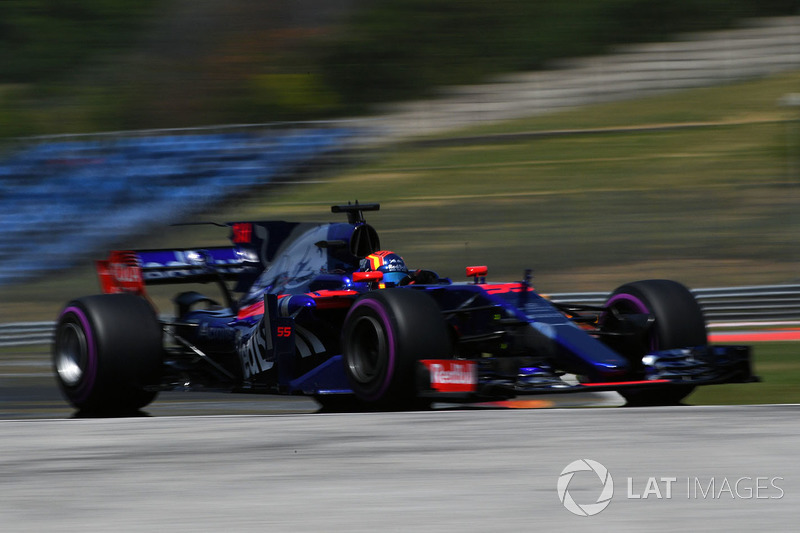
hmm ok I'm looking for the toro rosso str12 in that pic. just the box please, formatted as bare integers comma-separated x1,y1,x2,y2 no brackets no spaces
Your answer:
52,202,755,414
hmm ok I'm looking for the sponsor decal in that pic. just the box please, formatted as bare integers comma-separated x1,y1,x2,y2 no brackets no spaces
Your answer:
142,260,243,280
237,304,274,379
137,249,244,281
109,262,142,284
423,360,478,392
382,257,406,272
198,322,237,342
524,301,570,321
97,253,146,294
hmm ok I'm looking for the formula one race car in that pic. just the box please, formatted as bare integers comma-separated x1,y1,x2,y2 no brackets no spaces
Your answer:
52,202,756,414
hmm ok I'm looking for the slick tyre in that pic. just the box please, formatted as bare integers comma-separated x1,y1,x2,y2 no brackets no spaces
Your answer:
53,294,163,414
342,288,451,409
604,279,707,406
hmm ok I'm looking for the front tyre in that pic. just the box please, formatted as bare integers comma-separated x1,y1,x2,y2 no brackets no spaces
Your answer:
342,288,451,409
604,279,707,406
53,294,163,414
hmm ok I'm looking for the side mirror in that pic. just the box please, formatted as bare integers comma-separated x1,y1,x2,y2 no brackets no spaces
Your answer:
466,265,488,284
352,271,384,283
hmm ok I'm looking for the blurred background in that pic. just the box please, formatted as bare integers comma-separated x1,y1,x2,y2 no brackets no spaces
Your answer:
1,0,799,323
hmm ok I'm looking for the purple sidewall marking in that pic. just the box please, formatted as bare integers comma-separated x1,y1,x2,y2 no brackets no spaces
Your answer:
605,293,658,351
346,298,396,401
605,293,649,314
59,306,98,403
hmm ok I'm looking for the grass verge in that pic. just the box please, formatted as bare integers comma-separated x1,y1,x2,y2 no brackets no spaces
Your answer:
1,71,800,322
688,342,800,405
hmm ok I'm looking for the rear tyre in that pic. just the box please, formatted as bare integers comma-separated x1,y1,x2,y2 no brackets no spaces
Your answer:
53,294,163,414
604,280,707,406
342,288,451,409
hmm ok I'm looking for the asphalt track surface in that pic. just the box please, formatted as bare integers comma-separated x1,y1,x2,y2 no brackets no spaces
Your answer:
1,405,798,532
1,345,799,532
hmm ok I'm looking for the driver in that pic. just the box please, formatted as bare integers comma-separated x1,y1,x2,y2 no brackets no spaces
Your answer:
360,250,409,287
359,250,439,287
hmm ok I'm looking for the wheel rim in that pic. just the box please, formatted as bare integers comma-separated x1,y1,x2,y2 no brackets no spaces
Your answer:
56,322,88,387
347,315,388,384
605,293,658,351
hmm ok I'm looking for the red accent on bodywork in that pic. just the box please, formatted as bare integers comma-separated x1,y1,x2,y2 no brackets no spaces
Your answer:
236,290,359,318
483,283,534,295
582,379,672,387
237,300,265,320
96,251,145,295
306,290,359,309
231,222,253,244
422,360,478,392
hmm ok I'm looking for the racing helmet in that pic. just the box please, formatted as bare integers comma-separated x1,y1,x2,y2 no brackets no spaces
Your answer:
360,250,409,286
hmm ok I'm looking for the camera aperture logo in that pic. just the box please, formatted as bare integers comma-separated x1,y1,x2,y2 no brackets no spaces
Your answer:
557,459,614,517
557,459,785,516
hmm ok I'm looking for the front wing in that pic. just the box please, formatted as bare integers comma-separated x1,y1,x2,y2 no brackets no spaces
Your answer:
416,344,756,402
300,344,755,403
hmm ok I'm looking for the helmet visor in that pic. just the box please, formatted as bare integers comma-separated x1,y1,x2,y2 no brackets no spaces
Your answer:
382,271,408,285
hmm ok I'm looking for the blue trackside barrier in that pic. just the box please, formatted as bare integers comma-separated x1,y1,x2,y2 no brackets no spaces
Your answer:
2,284,799,346
0,124,360,284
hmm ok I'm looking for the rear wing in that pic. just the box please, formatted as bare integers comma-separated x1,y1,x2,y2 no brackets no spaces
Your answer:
96,205,383,296
96,247,249,295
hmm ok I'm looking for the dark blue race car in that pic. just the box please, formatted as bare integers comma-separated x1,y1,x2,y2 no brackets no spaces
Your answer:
52,202,756,414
